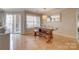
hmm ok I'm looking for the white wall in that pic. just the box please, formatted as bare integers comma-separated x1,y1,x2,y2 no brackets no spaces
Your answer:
42,9,76,38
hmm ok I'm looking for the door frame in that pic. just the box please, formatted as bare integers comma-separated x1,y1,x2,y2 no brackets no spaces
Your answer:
76,9,79,42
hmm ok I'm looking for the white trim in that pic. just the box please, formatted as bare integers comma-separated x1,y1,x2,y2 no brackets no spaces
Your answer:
76,9,79,41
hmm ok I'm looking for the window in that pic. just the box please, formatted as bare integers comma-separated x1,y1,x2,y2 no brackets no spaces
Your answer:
26,16,34,28
26,16,40,28
33,16,40,27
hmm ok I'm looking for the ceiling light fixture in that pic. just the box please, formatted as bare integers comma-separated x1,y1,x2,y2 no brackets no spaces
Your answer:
43,8,46,10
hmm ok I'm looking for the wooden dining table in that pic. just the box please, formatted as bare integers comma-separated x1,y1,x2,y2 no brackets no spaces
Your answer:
34,27,54,43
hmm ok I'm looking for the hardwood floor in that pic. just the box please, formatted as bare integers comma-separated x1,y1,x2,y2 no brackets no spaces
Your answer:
10,34,79,50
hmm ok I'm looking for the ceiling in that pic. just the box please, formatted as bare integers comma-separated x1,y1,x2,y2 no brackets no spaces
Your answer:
1,8,66,15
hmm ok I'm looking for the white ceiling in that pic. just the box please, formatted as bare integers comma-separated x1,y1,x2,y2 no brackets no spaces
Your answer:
1,8,66,15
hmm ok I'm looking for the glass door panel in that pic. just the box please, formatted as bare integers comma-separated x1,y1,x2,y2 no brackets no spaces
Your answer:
6,14,21,34
6,14,13,33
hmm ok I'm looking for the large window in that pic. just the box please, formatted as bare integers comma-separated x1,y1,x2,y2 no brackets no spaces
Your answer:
26,16,40,28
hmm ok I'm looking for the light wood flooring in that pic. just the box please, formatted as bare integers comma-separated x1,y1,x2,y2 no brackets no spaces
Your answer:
10,34,79,50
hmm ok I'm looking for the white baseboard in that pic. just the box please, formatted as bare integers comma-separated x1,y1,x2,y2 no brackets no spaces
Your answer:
53,32,76,39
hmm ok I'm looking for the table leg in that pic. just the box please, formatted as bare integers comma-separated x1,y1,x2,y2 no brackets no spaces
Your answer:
47,33,53,43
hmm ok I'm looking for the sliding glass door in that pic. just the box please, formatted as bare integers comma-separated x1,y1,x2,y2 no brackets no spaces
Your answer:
6,14,13,33
6,14,21,34
13,14,21,34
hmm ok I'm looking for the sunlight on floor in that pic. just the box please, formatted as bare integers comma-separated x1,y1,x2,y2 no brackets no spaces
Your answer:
10,34,79,50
